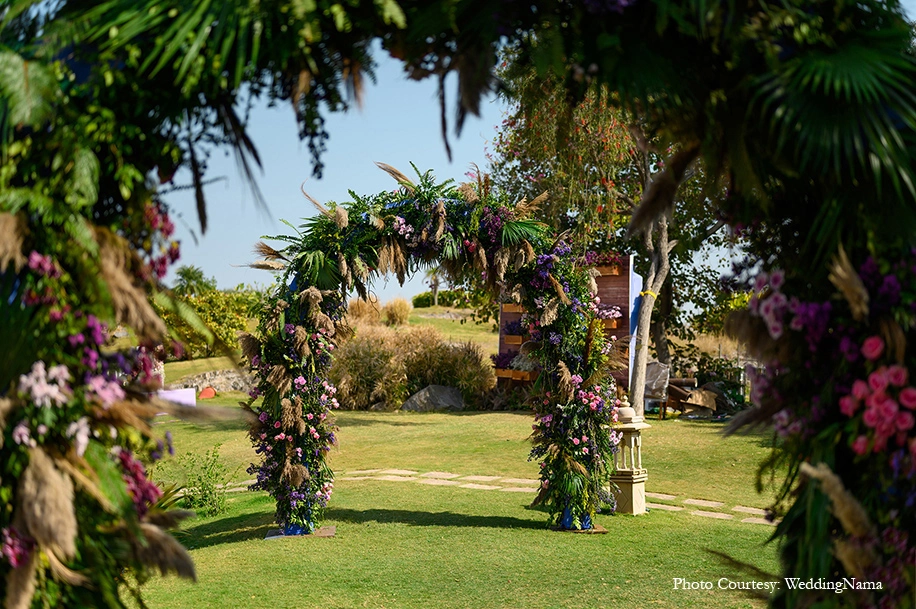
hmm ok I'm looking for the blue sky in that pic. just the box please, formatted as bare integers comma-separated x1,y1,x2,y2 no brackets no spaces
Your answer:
164,51,507,302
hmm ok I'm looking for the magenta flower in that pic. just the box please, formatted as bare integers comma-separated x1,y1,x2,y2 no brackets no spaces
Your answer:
887,365,908,387
852,435,869,456
861,336,885,361
899,387,916,410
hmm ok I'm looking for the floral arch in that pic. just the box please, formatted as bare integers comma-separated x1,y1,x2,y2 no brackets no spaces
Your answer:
240,164,624,533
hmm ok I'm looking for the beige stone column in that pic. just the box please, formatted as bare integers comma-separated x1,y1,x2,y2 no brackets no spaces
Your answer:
609,396,651,515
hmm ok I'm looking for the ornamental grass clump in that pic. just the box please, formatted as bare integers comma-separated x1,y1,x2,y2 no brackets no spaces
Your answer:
382,297,412,326
329,324,495,410
346,298,381,325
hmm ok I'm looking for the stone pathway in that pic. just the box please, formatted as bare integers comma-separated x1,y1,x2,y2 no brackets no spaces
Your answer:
224,470,775,527
332,468,779,527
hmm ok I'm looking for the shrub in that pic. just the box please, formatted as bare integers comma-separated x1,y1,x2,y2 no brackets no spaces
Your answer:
347,298,382,325
154,286,262,359
382,297,412,326
178,444,233,516
412,289,473,308
330,325,495,410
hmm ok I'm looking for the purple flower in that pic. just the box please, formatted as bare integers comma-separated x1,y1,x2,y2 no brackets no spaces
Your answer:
285,324,296,335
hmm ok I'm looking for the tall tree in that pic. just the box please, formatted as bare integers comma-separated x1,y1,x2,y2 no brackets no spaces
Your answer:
488,60,733,413
172,265,218,297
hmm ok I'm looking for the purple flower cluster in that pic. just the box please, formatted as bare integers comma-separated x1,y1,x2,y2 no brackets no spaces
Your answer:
117,448,163,519
1,526,35,568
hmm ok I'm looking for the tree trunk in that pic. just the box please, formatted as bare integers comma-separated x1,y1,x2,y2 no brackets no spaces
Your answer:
649,279,673,367
629,215,673,417
432,279,439,307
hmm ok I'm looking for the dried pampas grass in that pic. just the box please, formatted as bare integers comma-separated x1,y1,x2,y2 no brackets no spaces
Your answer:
541,297,560,326
267,365,292,396
434,199,446,241
238,332,261,364
0,212,27,272
457,182,479,204
556,361,575,403
248,259,286,271
548,273,571,305
253,241,287,261
294,326,311,358
493,248,510,281
334,206,349,229
829,246,869,322
3,548,38,609
800,462,874,539
95,228,167,341
20,448,78,560
300,184,331,217
515,191,548,219
375,162,415,191
128,523,197,581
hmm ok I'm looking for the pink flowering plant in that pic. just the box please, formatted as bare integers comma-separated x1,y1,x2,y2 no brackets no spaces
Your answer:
739,252,916,604
247,166,623,531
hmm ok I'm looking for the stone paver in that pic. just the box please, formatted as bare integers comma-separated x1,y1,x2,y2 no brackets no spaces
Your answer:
332,467,777,528
499,478,540,486
690,510,734,520
683,498,725,508
646,502,684,511
741,517,776,526
732,506,766,515
372,475,417,482
416,478,461,486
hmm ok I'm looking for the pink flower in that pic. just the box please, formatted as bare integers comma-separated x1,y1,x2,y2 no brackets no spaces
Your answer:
877,396,899,421
839,395,858,417
868,368,889,393
274,421,281,429
851,380,870,400
572,438,580,445
582,447,589,454
861,336,885,361
888,365,909,387
895,411,914,432
863,408,879,428
852,435,869,456
768,269,785,290
899,387,916,409
307,413,314,420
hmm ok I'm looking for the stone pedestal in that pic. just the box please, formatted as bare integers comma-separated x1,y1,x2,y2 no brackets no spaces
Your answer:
611,398,651,515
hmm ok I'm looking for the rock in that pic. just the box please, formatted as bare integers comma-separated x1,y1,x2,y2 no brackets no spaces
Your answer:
170,369,254,394
400,385,465,412
198,386,216,399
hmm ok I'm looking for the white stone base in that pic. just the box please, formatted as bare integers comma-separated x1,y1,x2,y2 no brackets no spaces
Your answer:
610,470,649,515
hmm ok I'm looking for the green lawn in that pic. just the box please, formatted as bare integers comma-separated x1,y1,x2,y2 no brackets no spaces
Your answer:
143,404,782,609
409,306,499,355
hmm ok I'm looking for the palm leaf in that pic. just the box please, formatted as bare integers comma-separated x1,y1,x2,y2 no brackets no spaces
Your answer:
500,219,546,247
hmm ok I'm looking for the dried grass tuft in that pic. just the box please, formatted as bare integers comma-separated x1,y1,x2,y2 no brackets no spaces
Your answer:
541,297,560,326
548,273,572,305
493,248,510,281
334,206,349,229
829,245,869,322
879,316,906,364
800,462,874,539
3,548,38,609
375,162,415,191
0,212,27,272
434,199,446,241
517,191,548,219
457,182,479,204
556,361,575,402
249,259,286,271
20,448,78,560
129,523,197,581
267,365,292,395
347,298,381,324
238,332,261,363
300,184,331,217
252,241,287,261
382,298,412,326
294,326,311,358
95,228,166,341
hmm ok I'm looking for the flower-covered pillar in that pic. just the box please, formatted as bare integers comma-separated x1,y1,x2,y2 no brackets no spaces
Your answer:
246,165,624,533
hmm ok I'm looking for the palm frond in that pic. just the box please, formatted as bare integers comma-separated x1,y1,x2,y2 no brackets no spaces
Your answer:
500,219,546,247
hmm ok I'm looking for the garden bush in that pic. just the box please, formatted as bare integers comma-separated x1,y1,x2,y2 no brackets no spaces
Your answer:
411,289,472,308
178,443,233,517
347,298,382,324
330,324,495,410
154,286,262,359
382,297,412,326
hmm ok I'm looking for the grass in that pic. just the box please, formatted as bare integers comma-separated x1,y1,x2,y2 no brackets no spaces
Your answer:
408,306,499,355
163,356,241,384
142,405,782,609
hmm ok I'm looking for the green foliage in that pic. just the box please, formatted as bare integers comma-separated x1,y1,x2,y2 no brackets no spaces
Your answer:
172,265,218,297
381,297,411,326
411,289,472,309
178,444,232,517
155,287,261,359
